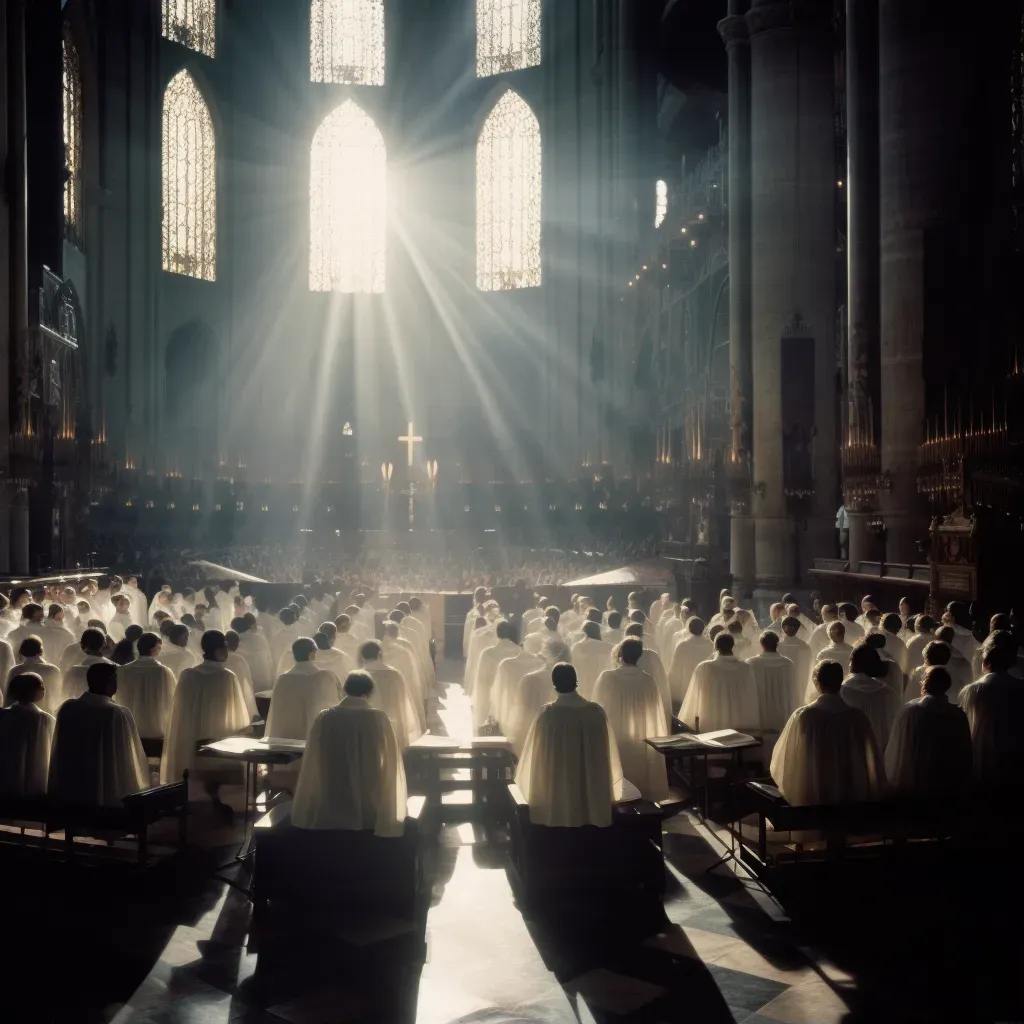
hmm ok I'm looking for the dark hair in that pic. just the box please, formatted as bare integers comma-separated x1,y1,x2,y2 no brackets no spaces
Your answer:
727,620,743,634
781,616,801,634
18,636,42,659
921,666,951,696
619,638,643,665
759,630,780,652
990,613,1013,634
86,661,117,694
496,619,515,642
343,670,374,697
80,628,106,654
313,631,332,651
278,608,297,626
607,611,622,630
714,632,735,655
586,607,602,623
138,632,161,657
935,626,955,645
814,660,843,693
170,623,190,646
551,662,577,693
982,634,1017,674
865,632,886,651
922,640,950,667
625,623,644,639
335,613,351,632
882,613,902,634
292,637,317,663
231,616,250,633
21,603,43,620
628,609,645,624
319,621,337,640
917,615,938,633
200,630,228,660
687,617,705,636
360,639,382,661
708,624,724,642
8,671,43,703
850,644,883,677
225,630,240,651
838,603,859,620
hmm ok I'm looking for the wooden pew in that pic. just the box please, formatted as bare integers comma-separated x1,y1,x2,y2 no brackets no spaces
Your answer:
505,784,665,909
250,796,430,975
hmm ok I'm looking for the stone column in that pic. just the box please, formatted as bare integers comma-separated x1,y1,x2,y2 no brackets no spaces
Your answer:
719,1,755,595
11,488,28,575
746,0,836,587
847,509,871,569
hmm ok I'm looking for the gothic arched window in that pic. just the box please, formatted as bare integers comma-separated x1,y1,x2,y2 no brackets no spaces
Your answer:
310,100,386,293
162,70,217,281
477,0,541,78
162,0,216,58
655,179,668,229
476,90,541,291
310,0,385,86
62,25,83,247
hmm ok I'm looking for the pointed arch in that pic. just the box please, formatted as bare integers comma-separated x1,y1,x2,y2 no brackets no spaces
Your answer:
162,69,216,281
62,22,84,247
310,100,386,293
476,89,541,292
310,0,385,86
477,0,541,77
162,0,216,57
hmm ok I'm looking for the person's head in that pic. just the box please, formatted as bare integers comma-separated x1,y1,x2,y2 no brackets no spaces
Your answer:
279,607,297,627
860,594,876,613
607,611,622,630
826,621,846,644
881,612,902,635
354,593,367,609
946,601,970,628
577,619,600,642
111,638,135,666
721,607,736,624
225,629,241,653
18,636,42,660
838,603,859,623
335,613,351,634
359,639,382,664
865,608,882,628
243,612,257,629
551,662,578,694
916,615,938,635
77,600,92,618
850,643,883,677
383,621,400,640
865,632,886,653
727,620,743,637
681,599,696,619
769,602,784,621
687,616,705,637
990,613,1013,636
759,630,779,652
820,604,838,623
319,621,337,643
708,624,724,642
922,640,951,667
343,670,373,698
159,618,175,639
474,615,487,630
170,623,190,648
231,616,250,635
625,623,645,641
618,637,643,666
87,661,118,697
899,597,912,618
194,603,208,620
80,627,105,656
181,613,198,630
201,630,228,662
473,586,487,606
628,609,645,627
921,666,951,697
125,624,143,644
781,616,801,638
982,635,1017,674
292,637,317,664
714,632,735,656
935,625,956,646
813,660,843,695
494,619,515,643
293,595,308,612
8,671,43,705
721,595,737,614
138,632,162,658
21,603,43,624
47,603,63,622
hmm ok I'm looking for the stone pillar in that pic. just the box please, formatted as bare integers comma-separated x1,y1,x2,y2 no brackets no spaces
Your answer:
11,488,28,575
747,0,836,587
719,1,755,595
847,509,871,569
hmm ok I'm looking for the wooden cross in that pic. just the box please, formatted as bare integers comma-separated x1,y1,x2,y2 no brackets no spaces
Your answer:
398,422,422,468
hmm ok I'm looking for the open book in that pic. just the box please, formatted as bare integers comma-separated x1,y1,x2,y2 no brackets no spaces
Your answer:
696,729,756,747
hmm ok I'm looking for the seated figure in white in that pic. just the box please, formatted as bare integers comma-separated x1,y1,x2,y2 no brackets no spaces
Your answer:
934,626,974,693
904,614,938,678
49,662,150,807
0,672,56,796
771,661,883,806
473,618,521,730
58,628,113,707
266,637,343,742
6,635,63,715
491,643,545,730
863,631,905,696
807,605,839,660
668,617,713,711
904,640,957,702
463,614,495,697
114,632,177,740
291,670,408,837
747,630,801,742
840,643,902,750
516,663,624,827
358,640,424,749
380,622,424,704
157,624,199,681
807,621,855,701
524,612,561,656
223,629,259,719
681,632,761,734
570,620,615,700
504,638,573,755
623,623,671,714
230,615,275,693
778,617,812,695
885,666,973,796
592,638,670,799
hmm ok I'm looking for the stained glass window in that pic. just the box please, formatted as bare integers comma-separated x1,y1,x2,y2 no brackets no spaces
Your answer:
477,0,541,77
63,25,83,247
476,90,541,291
310,100,386,293
163,0,215,57
310,0,385,86
655,179,668,229
162,70,217,281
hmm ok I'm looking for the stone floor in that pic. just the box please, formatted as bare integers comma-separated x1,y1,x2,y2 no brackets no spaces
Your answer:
3,662,1022,1023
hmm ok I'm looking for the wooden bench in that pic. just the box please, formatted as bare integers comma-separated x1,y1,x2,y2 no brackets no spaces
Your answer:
0,774,189,865
251,796,430,976
505,784,665,909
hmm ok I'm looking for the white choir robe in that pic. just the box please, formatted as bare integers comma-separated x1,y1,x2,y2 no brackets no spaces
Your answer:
265,663,343,742
0,703,55,796
637,649,671,716
125,582,149,626
6,657,63,715
463,609,486,661
884,694,973,795
770,693,883,805
904,656,972,704
334,632,363,665
59,654,112,707
806,642,854,702
881,630,910,675
658,616,685,657
959,671,1024,783
39,621,76,664
603,627,624,646
472,638,521,730
503,664,565,756
905,633,930,677
291,697,408,836
840,673,902,750
516,691,625,827
730,635,754,662
49,692,150,806
276,646,355,688
592,665,670,799
569,637,615,699
668,634,713,708
160,661,251,785
0,638,14,694
523,628,559,656
4,623,44,659
649,595,671,623
158,644,199,681
270,624,303,677
362,663,424,749
777,636,812,700
681,653,761,734
114,656,176,739
491,651,545,729
748,652,801,734
947,624,979,664
381,639,424,706
59,640,86,677
840,617,865,643
464,624,498,695
807,622,832,660
225,651,259,719
237,630,275,692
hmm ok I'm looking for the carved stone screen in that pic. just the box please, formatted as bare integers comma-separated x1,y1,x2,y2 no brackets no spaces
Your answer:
310,0,385,86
